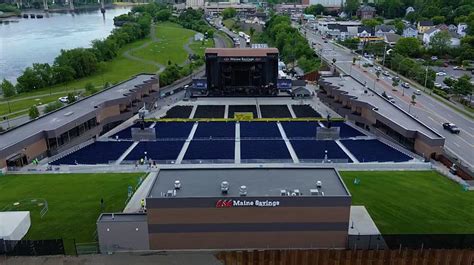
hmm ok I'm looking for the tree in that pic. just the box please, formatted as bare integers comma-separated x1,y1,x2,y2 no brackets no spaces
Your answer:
155,9,171,22
85,83,97,95
411,94,416,103
222,7,237,19
353,57,357,65
443,77,456,87
67,93,76,104
453,75,473,98
362,19,381,28
345,0,360,16
429,31,451,54
16,67,43,93
44,101,64,113
376,70,381,79
249,27,255,40
1,79,16,98
304,4,325,16
432,16,445,25
393,20,404,35
29,106,40,119
394,37,422,57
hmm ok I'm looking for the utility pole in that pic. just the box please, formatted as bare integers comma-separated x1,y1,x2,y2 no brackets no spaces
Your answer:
423,67,428,92
382,43,387,67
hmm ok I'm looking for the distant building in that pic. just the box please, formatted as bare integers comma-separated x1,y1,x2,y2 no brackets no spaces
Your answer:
185,0,204,9
417,20,434,34
274,4,308,14
457,23,468,37
308,0,346,9
357,26,374,37
357,5,376,19
423,27,461,47
204,2,256,15
375,25,396,37
384,33,401,47
405,6,415,15
402,25,418,38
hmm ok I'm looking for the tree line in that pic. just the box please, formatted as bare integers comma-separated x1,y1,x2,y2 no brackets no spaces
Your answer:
261,15,319,73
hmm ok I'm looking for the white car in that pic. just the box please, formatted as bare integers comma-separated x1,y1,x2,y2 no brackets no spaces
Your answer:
434,83,442,88
436,72,447,76
414,90,421,95
58,97,68,103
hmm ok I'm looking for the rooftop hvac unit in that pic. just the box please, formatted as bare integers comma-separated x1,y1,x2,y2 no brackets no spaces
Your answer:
280,189,287,196
174,180,181,190
239,185,247,196
166,190,174,197
310,189,319,195
316,180,322,189
291,189,301,196
221,181,229,194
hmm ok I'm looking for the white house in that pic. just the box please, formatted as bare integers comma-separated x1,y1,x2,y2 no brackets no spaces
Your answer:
357,26,374,37
423,27,440,45
384,33,401,46
402,25,418,38
405,6,415,15
458,23,468,37
375,25,396,37
423,28,461,47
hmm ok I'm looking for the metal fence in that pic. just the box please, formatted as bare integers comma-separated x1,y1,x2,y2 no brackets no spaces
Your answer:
0,239,64,256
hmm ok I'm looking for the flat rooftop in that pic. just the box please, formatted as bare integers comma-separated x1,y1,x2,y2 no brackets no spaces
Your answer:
322,76,441,139
98,213,147,223
148,168,350,198
205,48,279,57
0,74,155,151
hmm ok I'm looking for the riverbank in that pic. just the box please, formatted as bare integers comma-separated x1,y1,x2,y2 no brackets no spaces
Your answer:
0,22,216,122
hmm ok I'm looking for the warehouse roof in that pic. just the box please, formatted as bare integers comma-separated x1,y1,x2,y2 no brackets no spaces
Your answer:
148,168,350,198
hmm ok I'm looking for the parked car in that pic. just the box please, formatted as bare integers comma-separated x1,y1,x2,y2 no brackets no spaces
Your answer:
443,123,460,134
434,83,442,88
382,71,390,76
59,97,68,103
413,90,421,95
436,72,447,76
431,56,438,61
453,66,463,70
401,82,410,89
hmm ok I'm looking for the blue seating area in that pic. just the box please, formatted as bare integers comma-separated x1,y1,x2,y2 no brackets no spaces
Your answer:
281,121,319,139
321,121,365,138
241,140,291,160
341,139,412,162
183,140,235,161
291,140,351,162
155,122,194,139
111,122,154,139
240,122,281,139
124,141,185,162
51,141,132,165
194,122,235,139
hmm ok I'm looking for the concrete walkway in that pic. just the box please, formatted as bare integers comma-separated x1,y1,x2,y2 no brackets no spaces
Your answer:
123,171,158,213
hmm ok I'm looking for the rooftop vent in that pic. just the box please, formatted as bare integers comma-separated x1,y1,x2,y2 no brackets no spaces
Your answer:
291,189,301,196
280,189,287,196
310,189,319,195
316,180,322,189
239,185,247,196
166,190,176,197
174,180,181,190
221,181,229,194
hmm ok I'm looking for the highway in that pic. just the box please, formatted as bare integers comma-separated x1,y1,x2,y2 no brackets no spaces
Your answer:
302,25,474,169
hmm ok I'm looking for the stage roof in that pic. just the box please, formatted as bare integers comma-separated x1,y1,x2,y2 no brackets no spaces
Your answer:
205,48,279,57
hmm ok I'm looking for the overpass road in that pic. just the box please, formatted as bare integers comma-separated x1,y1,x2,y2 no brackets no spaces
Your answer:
303,25,474,169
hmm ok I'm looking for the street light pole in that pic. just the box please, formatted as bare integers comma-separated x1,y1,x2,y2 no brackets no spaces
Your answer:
423,67,428,92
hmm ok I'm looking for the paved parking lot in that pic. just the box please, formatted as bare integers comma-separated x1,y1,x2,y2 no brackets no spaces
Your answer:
431,65,473,86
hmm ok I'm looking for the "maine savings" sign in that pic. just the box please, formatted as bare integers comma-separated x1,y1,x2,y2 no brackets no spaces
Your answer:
216,199,280,208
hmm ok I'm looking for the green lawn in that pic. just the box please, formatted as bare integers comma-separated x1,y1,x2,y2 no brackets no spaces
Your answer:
341,171,474,234
131,22,196,66
0,173,144,242
223,18,236,30
189,38,214,55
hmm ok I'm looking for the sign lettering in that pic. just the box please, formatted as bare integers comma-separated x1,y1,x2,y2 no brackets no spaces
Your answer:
216,199,280,208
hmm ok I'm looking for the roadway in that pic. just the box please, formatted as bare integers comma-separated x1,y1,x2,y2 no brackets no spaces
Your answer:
303,25,474,169
212,17,247,48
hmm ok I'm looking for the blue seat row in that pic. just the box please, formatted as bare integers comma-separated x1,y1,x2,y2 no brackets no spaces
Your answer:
183,140,235,161
51,141,132,165
240,122,281,139
291,140,351,162
193,122,235,139
124,141,185,162
341,139,412,162
240,140,291,160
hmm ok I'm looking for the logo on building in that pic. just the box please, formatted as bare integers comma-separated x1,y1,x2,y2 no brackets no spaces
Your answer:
215,199,280,208
216,199,233,208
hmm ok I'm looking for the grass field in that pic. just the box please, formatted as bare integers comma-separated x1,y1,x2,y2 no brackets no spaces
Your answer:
0,173,144,242
131,22,196,66
340,171,474,234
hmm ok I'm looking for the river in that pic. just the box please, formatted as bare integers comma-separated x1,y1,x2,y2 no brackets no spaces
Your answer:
0,7,131,83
